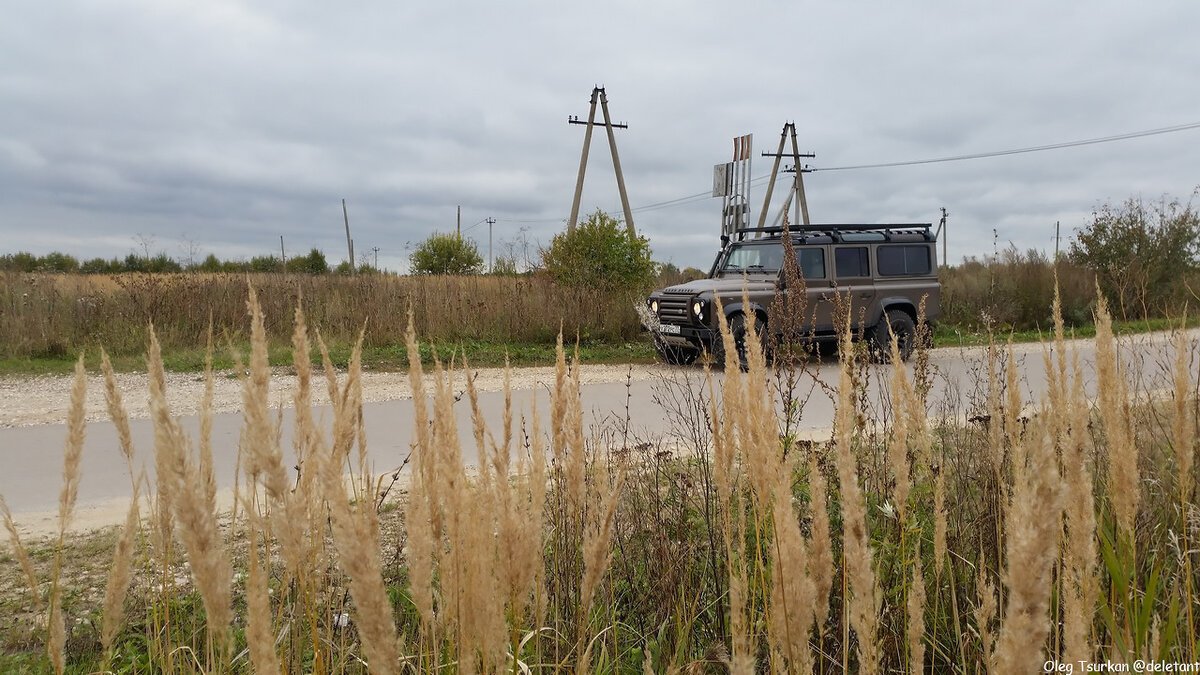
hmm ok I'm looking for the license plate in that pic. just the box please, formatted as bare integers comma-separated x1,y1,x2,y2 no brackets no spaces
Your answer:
658,323,682,335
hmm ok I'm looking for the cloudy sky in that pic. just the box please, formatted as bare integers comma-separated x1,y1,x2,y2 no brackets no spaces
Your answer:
3,1,1198,272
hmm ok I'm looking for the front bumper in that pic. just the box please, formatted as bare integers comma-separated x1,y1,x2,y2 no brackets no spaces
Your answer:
649,322,717,351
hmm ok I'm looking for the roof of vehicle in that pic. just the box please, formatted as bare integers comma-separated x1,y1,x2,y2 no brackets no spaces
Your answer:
733,223,936,244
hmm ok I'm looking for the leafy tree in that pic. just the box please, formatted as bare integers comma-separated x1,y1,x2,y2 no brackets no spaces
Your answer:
249,255,282,273
409,233,484,275
80,257,122,274
38,252,79,273
2,252,39,272
1069,194,1199,316
491,255,519,276
195,254,224,272
286,248,329,274
541,210,655,292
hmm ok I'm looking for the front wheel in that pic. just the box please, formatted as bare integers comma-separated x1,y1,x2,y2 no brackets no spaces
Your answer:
871,309,917,362
711,313,766,371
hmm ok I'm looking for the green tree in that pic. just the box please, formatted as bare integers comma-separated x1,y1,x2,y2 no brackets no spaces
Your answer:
491,255,519,276
409,233,484,275
1069,194,1199,316
286,248,330,274
249,255,282,273
38,252,79,273
541,210,654,291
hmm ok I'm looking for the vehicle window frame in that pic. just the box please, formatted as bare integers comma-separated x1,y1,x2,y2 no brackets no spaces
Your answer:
833,245,870,279
876,244,932,276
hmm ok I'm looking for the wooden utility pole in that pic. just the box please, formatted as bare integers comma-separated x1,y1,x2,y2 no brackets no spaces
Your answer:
486,217,496,272
758,123,815,235
280,235,286,269
567,86,636,235
342,199,354,273
457,205,462,239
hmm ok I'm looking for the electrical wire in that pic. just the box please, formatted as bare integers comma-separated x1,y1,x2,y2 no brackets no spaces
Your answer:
497,120,1200,223
813,120,1200,171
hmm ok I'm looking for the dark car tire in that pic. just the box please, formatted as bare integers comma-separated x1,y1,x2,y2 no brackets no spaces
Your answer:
871,309,917,362
714,312,765,371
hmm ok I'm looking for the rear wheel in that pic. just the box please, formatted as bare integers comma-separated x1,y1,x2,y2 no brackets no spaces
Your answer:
871,309,916,362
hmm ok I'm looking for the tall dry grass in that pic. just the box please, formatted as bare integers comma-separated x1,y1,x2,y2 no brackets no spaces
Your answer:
1,281,1199,673
0,271,647,362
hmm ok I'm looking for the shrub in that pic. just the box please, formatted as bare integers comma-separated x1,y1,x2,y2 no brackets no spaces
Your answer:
1069,193,1200,316
409,233,484,275
285,248,329,275
541,210,655,292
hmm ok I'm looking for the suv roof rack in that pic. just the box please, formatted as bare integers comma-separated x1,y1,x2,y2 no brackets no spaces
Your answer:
731,223,935,243
736,223,932,235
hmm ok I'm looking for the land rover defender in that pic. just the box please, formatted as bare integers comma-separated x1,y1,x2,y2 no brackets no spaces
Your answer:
646,223,941,366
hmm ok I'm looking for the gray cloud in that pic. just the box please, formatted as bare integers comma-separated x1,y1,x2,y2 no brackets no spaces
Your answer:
2,1,1198,272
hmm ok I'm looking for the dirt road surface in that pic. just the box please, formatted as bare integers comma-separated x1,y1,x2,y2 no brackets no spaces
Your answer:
1,329,1195,537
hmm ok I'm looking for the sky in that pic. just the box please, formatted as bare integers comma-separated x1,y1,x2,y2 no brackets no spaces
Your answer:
3,1,1198,273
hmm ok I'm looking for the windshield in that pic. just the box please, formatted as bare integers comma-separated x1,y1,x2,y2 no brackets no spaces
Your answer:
720,243,784,273
718,242,826,279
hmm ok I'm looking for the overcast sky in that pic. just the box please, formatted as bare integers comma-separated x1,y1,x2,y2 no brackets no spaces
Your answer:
3,1,1198,272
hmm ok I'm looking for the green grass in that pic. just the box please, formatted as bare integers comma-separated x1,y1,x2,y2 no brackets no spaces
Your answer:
0,315,1194,376
0,338,659,376
932,314,1200,348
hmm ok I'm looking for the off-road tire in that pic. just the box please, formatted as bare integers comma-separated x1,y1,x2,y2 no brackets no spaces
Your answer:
713,312,766,371
871,309,917,362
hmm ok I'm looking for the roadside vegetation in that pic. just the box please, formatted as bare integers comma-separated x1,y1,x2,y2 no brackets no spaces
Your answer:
1,279,1198,672
0,194,1197,374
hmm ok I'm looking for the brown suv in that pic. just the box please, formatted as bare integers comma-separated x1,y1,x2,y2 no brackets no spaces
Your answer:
646,223,940,365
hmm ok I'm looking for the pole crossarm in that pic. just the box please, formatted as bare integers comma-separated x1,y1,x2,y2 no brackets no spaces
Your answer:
566,86,636,235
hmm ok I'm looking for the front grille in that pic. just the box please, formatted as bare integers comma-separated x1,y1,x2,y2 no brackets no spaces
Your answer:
658,296,690,324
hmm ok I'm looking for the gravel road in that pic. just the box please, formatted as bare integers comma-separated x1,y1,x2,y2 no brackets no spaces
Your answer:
0,363,676,429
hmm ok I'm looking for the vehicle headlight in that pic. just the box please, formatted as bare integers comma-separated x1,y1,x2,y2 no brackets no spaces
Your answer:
692,299,708,322
650,299,659,315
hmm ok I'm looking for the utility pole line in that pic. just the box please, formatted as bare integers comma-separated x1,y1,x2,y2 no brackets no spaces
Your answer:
567,86,635,235
486,217,496,272
342,198,354,274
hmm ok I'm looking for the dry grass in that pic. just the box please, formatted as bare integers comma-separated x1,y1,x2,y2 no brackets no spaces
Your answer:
1,282,1199,673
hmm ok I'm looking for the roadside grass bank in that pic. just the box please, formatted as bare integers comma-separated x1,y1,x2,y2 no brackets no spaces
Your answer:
1,285,1198,672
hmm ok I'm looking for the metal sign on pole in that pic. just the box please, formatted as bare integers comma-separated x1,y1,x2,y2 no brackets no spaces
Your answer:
716,133,753,242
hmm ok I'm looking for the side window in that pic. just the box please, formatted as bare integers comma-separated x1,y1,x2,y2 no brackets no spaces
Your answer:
798,248,825,279
877,245,932,276
834,247,870,278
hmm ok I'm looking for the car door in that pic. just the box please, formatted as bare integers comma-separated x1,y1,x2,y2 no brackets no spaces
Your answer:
832,245,876,331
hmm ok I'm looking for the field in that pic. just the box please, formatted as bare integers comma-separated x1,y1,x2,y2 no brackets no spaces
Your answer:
1,282,1198,672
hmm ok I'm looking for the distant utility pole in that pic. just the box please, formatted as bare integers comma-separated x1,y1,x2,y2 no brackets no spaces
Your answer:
342,198,354,274
567,86,636,235
457,205,462,239
486,217,496,272
280,235,286,268
371,246,380,269
935,207,949,265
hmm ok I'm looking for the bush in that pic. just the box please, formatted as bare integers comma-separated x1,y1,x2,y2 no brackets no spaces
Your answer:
1069,194,1200,317
541,210,655,292
409,233,484,275
285,249,329,275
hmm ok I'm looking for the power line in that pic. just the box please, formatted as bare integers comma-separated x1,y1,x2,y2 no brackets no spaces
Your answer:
813,120,1200,171
497,120,1200,223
